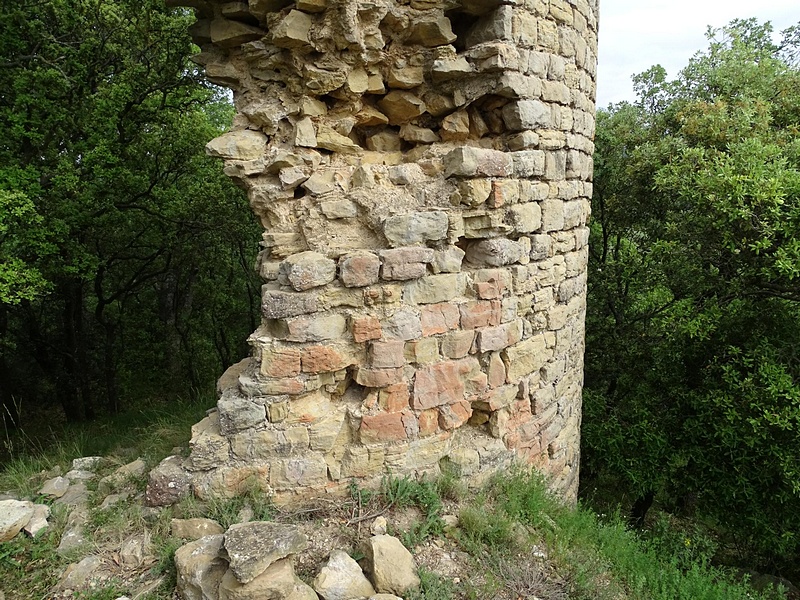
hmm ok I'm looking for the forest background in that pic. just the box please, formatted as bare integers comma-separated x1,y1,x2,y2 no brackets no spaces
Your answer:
1,0,799,585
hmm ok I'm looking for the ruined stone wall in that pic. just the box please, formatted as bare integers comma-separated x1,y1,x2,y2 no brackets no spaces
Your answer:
176,0,597,503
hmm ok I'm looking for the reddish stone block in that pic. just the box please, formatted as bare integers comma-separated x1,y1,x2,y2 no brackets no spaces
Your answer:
339,252,381,287
488,179,519,208
420,302,460,336
355,366,404,387
352,316,382,343
477,319,523,353
519,420,541,445
382,262,428,281
438,401,472,430
262,377,305,395
473,269,508,299
466,371,488,396
369,340,406,368
381,246,434,281
418,409,439,436
413,361,466,410
261,347,302,378
360,412,408,443
380,382,410,412
301,345,350,373
459,300,501,330
381,247,434,281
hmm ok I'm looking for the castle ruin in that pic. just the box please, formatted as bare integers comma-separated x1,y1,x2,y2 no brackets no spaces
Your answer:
173,0,598,504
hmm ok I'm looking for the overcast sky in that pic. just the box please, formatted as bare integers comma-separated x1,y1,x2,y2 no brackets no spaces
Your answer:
596,0,799,108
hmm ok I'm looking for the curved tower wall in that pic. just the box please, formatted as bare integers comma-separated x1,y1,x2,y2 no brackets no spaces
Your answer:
177,0,598,503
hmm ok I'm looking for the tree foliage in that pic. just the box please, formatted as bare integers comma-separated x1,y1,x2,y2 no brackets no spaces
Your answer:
584,18,800,571
0,0,260,425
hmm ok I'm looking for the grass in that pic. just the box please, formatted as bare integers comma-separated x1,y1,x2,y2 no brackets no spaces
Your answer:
0,394,215,495
0,396,790,600
473,469,788,600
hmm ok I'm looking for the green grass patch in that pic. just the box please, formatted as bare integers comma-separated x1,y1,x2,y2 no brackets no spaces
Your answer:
480,469,786,600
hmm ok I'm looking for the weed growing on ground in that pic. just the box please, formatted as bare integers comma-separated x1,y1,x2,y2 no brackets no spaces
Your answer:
478,469,786,600
75,583,128,600
197,482,275,529
381,476,445,547
405,568,457,600
151,534,185,591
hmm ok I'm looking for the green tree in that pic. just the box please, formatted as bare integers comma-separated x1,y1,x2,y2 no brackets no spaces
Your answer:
0,0,260,424
584,18,800,571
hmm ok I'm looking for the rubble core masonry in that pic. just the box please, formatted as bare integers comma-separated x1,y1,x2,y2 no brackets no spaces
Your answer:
173,0,598,503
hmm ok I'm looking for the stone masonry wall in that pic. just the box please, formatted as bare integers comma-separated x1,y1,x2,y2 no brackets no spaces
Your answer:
174,0,598,504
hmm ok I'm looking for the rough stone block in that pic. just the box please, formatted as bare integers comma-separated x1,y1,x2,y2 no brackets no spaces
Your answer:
206,130,267,161
473,268,510,300
455,179,492,207
339,252,381,287
502,100,551,131
511,150,546,178
378,91,426,125
460,300,501,330
465,238,524,266
407,16,457,46
369,340,406,368
420,302,461,336
441,330,475,359
352,316,382,342
218,397,267,434
261,346,302,378
301,345,352,373
273,314,347,343
404,338,440,364
382,307,422,340
262,289,318,319
541,199,566,232
506,202,542,233
413,361,472,409
404,273,466,304
529,233,553,260
279,251,336,291
360,413,408,443
383,213,448,247
477,319,524,352
443,147,513,178
380,247,435,280
502,335,550,381
270,457,328,488
379,383,411,413
355,367,405,388
271,10,311,48
438,401,472,430
488,179,519,208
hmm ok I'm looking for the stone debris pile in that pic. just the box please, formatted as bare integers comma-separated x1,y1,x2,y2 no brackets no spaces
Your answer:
174,520,419,600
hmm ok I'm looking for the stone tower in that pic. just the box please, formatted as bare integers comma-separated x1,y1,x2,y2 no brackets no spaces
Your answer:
174,0,597,503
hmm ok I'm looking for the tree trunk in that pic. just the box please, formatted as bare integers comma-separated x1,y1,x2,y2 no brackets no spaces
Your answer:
628,490,655,529
0,305,20,430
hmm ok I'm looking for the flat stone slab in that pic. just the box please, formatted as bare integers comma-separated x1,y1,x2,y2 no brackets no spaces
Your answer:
364,534,420,596
313,550,376,600
39,476,70,498
23,504,50,537
223,521,308,584
171,518,225,540
0,499,35,542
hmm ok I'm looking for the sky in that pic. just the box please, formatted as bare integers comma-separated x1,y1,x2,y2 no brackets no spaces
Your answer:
596,0,799,107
